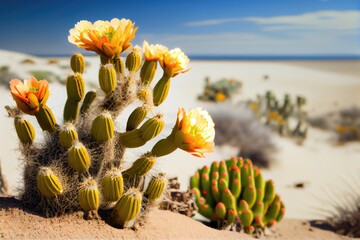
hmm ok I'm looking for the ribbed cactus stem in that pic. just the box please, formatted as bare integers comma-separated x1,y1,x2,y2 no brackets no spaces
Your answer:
35,105,57,132
123,155,156,177
153,73,171,106
14,117,36,144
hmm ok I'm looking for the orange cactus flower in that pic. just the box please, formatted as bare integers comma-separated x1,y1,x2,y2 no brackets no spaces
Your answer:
159,48,190,77
68,18,138,59
142,40,169,61
9,77,49,115
171,108,215,158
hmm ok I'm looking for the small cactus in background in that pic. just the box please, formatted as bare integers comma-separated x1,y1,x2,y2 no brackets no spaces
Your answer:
248,91,308,144
6,17,215,229
190,157,285,235
198,77,242,102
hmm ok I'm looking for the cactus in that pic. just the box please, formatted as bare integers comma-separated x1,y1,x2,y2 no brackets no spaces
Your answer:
6,18,214,230
190,157,285,235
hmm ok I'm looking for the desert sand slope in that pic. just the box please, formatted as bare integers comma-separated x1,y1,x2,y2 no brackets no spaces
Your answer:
0,196,354,240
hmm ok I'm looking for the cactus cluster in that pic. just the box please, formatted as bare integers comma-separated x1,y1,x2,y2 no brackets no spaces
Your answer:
6,18,215,228
248,91,308,143
335,108,360,142
198,77,242,102
190,157,285,235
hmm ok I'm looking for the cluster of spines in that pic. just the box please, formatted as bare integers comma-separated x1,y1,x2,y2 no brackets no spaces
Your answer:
190,157,285,234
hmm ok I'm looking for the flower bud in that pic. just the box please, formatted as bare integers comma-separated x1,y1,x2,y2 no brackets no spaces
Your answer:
59,123,78,148
125,47,142,73
63,99,80,123
80,91,96,114
112,55,125,75
101,168,124,202
66,73,85,102
119,129,146,148
139,114,164,142
79,178,100,211
126,104,151,131
37,167,63,197
123,155,156,177
35,105,57,132
145,173,167,201
91,112,114,143
152,74,171,106
70,53,85,73
140,60,157,85
99,64,117,94
14,117,35,144
68,142,91,172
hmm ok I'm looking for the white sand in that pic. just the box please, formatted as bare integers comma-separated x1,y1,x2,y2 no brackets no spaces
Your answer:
1,49,360,220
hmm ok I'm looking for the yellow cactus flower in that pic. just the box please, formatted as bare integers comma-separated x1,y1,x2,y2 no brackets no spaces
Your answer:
159,48,190,77
171,108,215,158
142,40,169,61
215,92,227,102
10,77,49,115
68,18,138,59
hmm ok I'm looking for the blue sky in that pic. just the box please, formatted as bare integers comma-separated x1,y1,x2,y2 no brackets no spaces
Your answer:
0,0,359,56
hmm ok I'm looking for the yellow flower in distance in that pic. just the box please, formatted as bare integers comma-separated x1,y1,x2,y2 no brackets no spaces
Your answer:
68,18,138,59
171,108,215,158
10,77,49,115
159,48,190,77
142,40,169,61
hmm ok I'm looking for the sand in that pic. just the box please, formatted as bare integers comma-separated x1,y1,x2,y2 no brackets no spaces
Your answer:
0,49,360,238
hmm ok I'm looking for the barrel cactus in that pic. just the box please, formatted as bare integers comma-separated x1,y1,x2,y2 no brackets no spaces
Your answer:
190,157,285,234
6,17,215,228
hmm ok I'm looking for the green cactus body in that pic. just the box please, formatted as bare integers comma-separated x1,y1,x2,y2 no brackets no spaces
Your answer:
99,64,117,94
123,155,156,177
240,209,254,227
229,165,241,199
251,201,264,218
263,180,276,205
200,166,214,206
139,114,165,141
14,118,35,144
153,73,171,106
101,168,124,202
242,184,257,209
79,179,100,212
80,91,96,114
210,172,220,202
210,161,219,178
225,209,237,227
126,105,150,131
112,55,124,75
238,199,249,215
218,177,228,192
221,188,236,210
244,225,255,234
140,60,157,85
37,167,63,197
119,129,147,148
190,170,200,189
237,158,244,170
35,105,57,132
91,112,114,143
276,201,285,222
68,142,91,172
111,188,142,227
215,202,226,219
218,161,229,187
59,124,78,148
263,196,281,225
254,167,265,202
66,74,85,102
70,53,85,73
145,173,167,201
125,47,142,73
225,157,238,171
63,99,80,123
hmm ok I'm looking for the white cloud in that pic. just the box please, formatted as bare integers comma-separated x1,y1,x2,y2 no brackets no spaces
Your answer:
186,10,360,31
243,10,360,31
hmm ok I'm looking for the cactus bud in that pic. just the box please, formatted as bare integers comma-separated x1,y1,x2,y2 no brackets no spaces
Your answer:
145,173,167,201
215,202,226,219
112,55,125,75
153,74,171,106
99,64,117,94
125,47,142,73
14,117,35,144
59,123,78,148
63,99,80,123
35,105,56,132
80,91,96,114
123,155,156,177
126,104,151,131
111,188,142,227
70,53,85,73
68,142,91,172
91,112,114,143
37,167,63,197
139,113,165,142
101,168,124,202
140,60,157,85
66,73,85,102
79,178,100,211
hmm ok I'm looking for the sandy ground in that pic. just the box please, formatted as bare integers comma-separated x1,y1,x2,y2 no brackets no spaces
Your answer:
0,50,360,238
0,196,353,240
